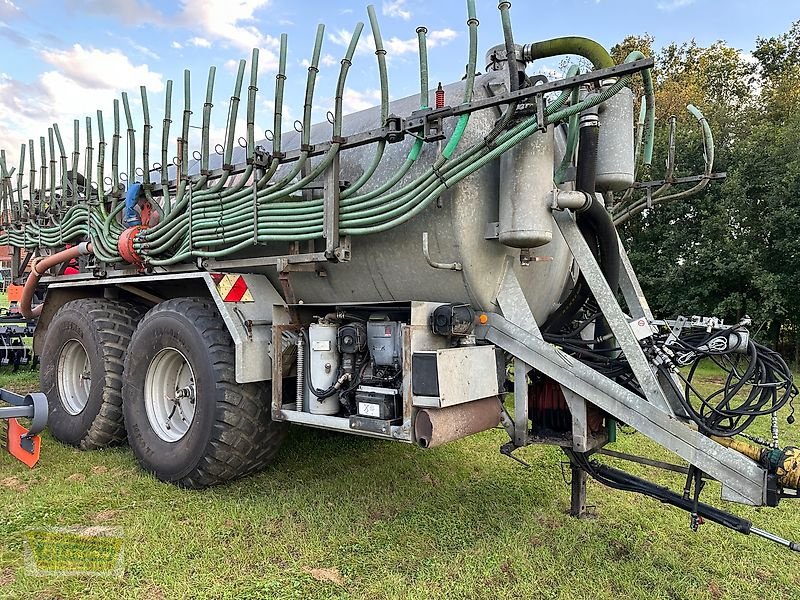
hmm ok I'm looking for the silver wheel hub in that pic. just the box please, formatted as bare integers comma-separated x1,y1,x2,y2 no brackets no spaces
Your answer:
144,347,197,443
57,339,91,415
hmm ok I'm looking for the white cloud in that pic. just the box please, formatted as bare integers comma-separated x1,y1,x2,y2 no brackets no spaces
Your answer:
178,0,274,51
40,45,164,92
341,88,382,113
123,37,160,61
171,41,182,49
382,0,411,20
224,59,241,73
175,1,280,70
66,0,165,26
0,0,20,19
300,54,338,69
657,0,696,10
0,47,164,166
329,27,457,57
189,36,212,48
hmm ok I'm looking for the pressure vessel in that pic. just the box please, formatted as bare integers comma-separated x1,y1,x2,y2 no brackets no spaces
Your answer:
207,72,576,324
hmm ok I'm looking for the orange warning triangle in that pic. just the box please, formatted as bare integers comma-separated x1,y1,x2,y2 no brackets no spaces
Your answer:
7,418,41,468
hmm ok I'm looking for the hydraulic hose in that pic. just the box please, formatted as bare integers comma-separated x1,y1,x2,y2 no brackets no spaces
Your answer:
625,51,655,168
498,1,519,92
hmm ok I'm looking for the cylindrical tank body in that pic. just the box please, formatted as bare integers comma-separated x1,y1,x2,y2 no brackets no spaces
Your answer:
498,125,555,248
217,72,577,324
595,85,635,192
307,323,340,415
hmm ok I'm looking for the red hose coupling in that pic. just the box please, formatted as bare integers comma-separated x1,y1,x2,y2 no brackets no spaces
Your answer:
117,226,148,266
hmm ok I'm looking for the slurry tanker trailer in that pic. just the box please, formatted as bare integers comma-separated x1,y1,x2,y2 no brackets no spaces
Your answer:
0,1,798,551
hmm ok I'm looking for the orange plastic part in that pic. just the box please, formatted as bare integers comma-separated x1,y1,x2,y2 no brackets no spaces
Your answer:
117,225,148,266
7,418,41,468
6,284,23,303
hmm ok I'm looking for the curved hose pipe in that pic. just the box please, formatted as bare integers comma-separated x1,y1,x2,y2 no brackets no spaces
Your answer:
51,123,69,207
84,117,93,211
14,142,25,220
341,5,389,198
273,34,288,156
497,1,519,92
47,128,56,217
246,50,258,158
624,51,655,168
20,242,93,319
201,67,216,174
160,79,173,213
441,0,478,159
70,119,80,205
180,69,191,180
122,92,137,187
28,138,36,215
523,36,613,70
687,103,715,174
613,104,716,225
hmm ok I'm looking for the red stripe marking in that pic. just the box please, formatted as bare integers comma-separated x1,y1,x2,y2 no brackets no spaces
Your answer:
224,275,249,302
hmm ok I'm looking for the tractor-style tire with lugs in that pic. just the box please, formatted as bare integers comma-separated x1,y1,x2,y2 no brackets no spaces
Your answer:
122,297,286,487
41,298,144,449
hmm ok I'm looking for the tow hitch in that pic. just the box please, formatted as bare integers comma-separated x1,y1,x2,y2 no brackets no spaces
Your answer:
1,389,48,467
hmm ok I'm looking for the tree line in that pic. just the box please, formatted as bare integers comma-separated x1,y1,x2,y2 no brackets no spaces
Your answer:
610,22,800,361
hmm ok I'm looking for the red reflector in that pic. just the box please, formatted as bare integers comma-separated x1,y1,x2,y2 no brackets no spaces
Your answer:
224,275,249,302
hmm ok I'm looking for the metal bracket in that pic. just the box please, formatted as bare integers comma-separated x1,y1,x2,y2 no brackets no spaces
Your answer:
322,154,350,262
423,113,446,142
476,314,768,506
553,210,678,417
535,93,547,132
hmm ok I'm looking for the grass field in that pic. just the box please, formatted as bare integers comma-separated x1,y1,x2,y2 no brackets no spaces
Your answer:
0,360,798,599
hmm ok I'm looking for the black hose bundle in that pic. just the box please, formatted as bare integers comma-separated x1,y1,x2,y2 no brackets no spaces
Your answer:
543,121,620,335
657,326,797,437
565,450,754,534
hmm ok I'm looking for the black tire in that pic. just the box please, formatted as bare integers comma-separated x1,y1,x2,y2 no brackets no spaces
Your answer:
123,297,286,488
41,298,144,449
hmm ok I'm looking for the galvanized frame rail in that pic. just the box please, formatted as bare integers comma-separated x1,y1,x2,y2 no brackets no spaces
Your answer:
553,210,680,416
476,313,768,506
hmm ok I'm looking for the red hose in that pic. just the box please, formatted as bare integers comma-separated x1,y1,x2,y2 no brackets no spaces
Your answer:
20,242,93,319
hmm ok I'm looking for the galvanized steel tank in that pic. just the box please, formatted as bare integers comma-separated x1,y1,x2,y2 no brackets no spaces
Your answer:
229,72,575,323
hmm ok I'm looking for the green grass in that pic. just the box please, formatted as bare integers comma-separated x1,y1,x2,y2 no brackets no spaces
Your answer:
0,368,798,599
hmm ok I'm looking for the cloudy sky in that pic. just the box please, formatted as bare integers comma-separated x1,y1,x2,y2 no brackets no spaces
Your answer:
0,0,796,179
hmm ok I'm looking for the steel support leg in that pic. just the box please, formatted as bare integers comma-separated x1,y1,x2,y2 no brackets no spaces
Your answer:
570,465,588,518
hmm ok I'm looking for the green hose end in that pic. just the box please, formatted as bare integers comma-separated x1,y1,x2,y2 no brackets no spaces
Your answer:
409,139,424,161
443,114,470,159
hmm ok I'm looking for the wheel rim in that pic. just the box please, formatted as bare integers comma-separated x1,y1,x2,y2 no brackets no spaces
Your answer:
144,347,197,443
57,339,91,415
